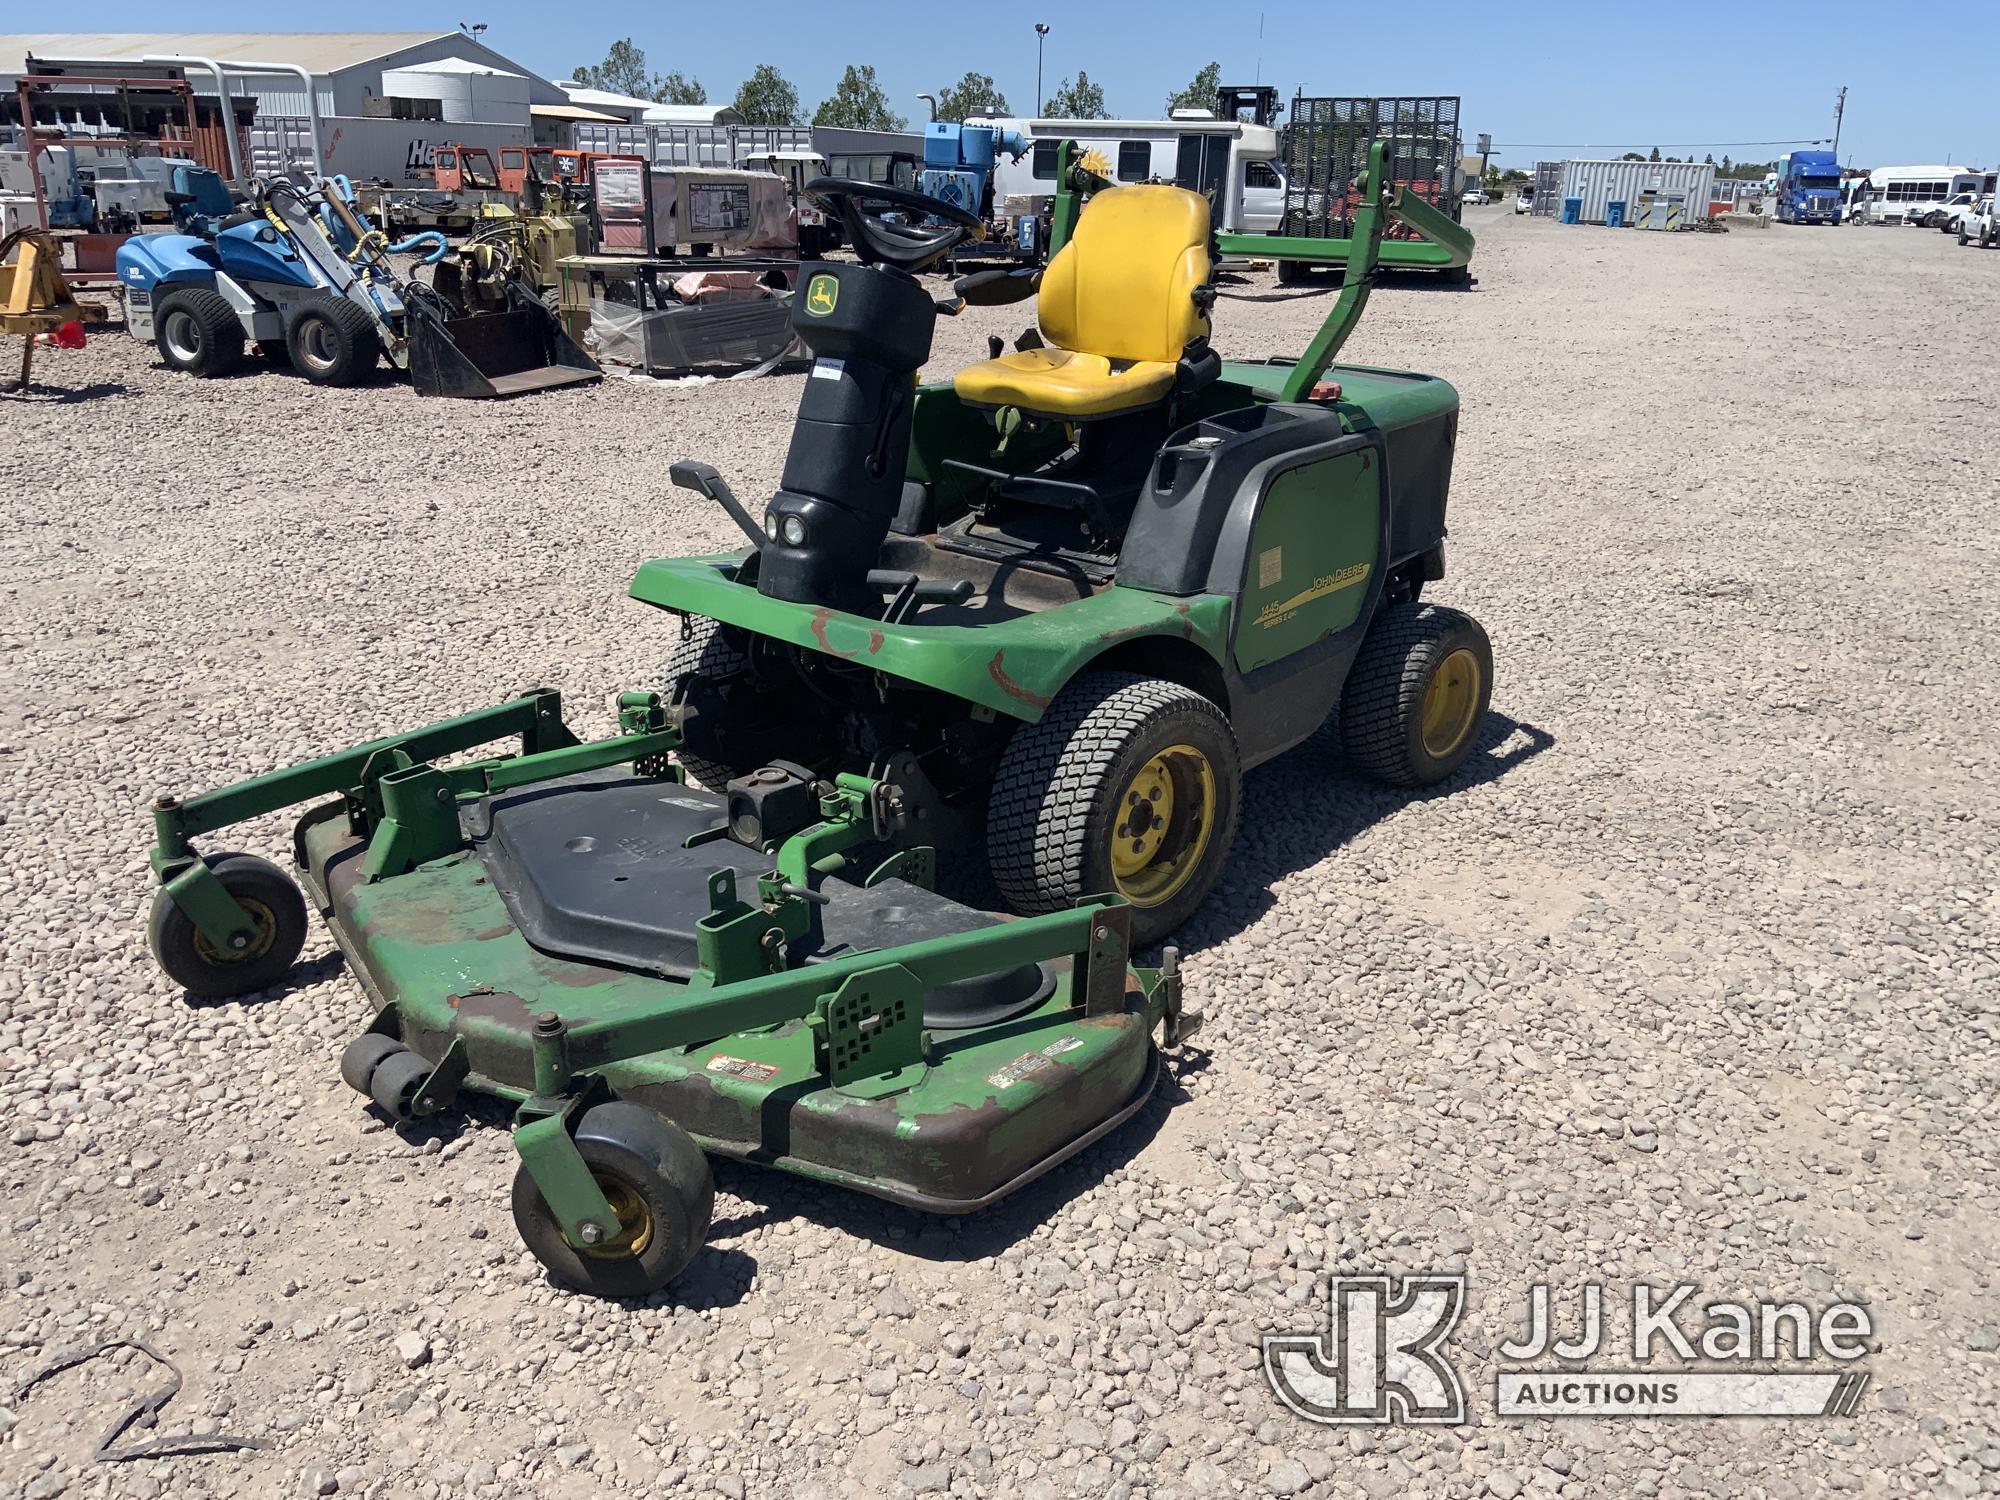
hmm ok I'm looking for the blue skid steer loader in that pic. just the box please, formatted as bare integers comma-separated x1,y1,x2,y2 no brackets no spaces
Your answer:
116,171,598,398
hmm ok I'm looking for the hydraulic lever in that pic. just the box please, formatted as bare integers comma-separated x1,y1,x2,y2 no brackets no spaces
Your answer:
866,569,975,625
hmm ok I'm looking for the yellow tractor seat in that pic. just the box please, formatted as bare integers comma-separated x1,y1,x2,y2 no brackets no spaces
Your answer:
954,347,1179,419
953,184,1213,422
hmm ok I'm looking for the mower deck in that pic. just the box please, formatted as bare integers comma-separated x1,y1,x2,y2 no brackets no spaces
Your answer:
298,772,1158,1211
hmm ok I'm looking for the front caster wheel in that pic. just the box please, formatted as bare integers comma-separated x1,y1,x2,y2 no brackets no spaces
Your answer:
147,852,307,998
511,1102,714,1298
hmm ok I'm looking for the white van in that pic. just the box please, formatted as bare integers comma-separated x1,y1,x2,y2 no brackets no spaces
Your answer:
1863,165,1981,225
987,112,1287,234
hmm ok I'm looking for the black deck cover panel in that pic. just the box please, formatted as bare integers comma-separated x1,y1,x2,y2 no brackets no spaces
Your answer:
471,771,1052,1029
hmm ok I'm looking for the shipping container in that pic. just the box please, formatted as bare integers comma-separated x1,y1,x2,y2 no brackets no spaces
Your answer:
1531,160,1563,216
247,114,532,186
571,120,818,167
1557,159,1717,227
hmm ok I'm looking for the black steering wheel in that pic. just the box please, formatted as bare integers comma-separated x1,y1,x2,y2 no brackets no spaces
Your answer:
803,177,984,274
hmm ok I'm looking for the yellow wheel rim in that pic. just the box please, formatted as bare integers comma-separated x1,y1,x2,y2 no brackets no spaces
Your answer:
580,1174,654,1260
1420,648,1483,758
190,895,278,966
1109,743,1217,906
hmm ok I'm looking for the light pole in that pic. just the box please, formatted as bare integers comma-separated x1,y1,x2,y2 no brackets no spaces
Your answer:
1035,23,1050,115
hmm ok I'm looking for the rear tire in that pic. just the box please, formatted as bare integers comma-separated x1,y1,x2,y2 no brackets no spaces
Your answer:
987,673,1240,946
153,288,244,377
1339,603,1493,787
511,1102,713,1298
285,299,380,386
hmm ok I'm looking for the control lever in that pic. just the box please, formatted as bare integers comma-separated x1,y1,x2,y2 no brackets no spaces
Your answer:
934,294,965,316
669,460,766,551
866,569,976,625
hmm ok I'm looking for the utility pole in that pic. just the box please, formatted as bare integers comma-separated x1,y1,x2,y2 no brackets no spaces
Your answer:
1832,85,1846,161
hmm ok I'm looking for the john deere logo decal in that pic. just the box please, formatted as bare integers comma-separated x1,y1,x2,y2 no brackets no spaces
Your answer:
1252,563,1371,630
805,275,839,316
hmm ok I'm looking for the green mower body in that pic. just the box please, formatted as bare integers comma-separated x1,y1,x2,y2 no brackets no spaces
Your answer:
635,360,1458,758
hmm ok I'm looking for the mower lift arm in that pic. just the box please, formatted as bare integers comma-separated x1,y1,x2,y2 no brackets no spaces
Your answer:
149,689,599,952
150,690,579,857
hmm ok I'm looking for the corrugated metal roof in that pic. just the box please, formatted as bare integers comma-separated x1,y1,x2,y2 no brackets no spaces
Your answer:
642,104,741,125
1,33,449,75
386,55,519,77
554,81,659,113
533,102,625,123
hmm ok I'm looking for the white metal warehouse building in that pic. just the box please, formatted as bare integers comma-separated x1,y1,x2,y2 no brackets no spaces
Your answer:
0,33,635,182
0,32,600,135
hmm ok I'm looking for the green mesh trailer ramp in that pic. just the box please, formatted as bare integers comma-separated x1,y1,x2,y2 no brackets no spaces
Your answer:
1279,96,1464,241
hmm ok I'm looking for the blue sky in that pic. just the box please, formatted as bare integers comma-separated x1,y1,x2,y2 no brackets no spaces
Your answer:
91,2,1996,168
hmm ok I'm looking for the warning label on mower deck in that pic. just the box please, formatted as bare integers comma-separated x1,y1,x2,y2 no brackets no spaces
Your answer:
988,1037,1083,1090
707,1055,781,1082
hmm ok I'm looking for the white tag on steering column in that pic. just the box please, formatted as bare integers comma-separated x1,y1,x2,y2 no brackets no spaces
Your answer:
811,357,846,381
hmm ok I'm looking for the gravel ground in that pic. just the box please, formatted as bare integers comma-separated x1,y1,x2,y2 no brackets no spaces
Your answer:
3,212,1998,1500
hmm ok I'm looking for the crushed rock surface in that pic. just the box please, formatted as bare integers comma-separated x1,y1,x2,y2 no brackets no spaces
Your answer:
1,212,1997,1499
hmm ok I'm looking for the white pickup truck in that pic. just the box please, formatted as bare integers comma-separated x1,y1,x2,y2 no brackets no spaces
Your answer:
1929,190,1982,231
1958,195,1997,248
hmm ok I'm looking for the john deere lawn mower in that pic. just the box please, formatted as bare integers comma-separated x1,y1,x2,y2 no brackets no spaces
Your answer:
141,142,1482,1297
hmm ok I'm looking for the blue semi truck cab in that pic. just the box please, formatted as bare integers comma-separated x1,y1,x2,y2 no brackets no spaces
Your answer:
1778,150,1842,224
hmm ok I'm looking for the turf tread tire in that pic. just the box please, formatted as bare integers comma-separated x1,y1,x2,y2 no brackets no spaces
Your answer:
1338,603,1493,788
154,288,245,377
987,672,1239,946
285,298,380,386
664,616,755,791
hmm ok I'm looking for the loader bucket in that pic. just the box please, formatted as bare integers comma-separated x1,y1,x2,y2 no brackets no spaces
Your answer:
406,296,601,400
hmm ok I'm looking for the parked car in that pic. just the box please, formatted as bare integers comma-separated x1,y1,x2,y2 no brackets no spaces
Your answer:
1514,187,1532,214
1461,186,1490,206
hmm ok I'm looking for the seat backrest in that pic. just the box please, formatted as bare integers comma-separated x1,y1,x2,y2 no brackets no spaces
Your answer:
170,165,235,219
1039,185,1211,365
